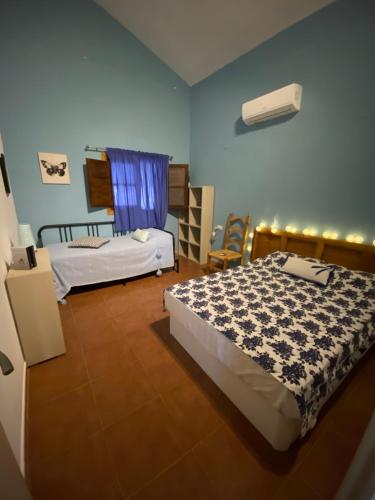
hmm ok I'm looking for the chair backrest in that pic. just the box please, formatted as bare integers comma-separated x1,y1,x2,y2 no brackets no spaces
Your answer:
223,213,251,260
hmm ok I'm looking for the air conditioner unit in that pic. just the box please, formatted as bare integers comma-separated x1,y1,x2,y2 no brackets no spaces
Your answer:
242,83,303,125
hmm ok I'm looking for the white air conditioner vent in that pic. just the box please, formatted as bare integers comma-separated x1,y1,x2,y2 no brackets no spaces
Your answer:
242,83,303,125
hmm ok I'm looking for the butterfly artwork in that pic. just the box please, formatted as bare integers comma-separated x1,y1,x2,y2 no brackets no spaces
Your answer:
38,152,70,184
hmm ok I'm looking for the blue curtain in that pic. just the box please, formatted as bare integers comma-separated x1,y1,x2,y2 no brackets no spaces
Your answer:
107,148,169,232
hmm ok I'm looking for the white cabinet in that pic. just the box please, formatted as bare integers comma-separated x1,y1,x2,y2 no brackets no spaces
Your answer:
6,248,65,366
178,186,214,265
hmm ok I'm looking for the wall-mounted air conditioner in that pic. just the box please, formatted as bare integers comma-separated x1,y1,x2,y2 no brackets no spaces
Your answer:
242,83,303,125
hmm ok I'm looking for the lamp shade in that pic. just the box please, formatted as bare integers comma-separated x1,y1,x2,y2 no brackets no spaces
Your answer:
18,224,36,249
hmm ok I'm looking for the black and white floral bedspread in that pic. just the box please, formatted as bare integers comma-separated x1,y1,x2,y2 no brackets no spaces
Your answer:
166,252,375,436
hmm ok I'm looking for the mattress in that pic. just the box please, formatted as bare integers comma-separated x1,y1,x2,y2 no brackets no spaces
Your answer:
48,228,174,300
165,252,375,436
165,291,300,423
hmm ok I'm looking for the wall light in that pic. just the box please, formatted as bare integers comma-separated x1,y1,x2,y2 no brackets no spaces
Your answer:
346,234,364,244
303,227,318,236
256,221,267,231
323,231,338,240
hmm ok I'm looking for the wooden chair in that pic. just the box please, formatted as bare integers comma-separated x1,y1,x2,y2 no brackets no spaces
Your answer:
207,213,251,273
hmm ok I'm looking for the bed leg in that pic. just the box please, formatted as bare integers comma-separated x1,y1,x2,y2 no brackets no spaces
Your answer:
122,280,127,286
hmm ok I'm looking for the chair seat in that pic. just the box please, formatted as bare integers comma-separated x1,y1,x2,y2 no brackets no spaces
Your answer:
208,249,242,261
207,213,251,273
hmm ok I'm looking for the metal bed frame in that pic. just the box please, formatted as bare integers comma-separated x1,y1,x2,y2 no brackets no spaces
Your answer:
37,221,179,272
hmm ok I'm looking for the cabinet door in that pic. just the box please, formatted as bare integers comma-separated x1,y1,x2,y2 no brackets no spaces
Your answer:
86,158,113,208
168,164,189,209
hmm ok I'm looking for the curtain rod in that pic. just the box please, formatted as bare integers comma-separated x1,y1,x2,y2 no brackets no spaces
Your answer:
84,145,173,161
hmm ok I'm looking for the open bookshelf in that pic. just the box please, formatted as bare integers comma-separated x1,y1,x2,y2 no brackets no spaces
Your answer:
178,186,214,265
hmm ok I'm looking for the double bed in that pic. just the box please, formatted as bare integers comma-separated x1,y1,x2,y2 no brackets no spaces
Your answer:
38,221,176,301
164,229,375,450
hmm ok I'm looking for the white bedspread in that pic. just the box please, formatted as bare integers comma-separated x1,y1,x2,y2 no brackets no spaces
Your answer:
48,228,174,300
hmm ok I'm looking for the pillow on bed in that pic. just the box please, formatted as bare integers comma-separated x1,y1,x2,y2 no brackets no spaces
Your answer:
280,256,333,286
68,236,109,249
132,229,150,243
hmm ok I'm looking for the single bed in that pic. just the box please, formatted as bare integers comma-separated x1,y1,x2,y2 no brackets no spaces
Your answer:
38,221,176,301
164,229,375,451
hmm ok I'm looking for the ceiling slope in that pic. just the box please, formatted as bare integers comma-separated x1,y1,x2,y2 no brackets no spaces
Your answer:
95,0,334,85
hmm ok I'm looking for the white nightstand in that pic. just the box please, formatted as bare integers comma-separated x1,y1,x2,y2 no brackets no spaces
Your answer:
6,248,66,366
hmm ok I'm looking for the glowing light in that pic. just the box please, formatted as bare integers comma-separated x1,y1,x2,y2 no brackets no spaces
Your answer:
323,231,338,240
303,227,318,236
256,221,267,232
285,225,297,233
271,224,280,234
347,234,364,244
373,240,375,246
247,244,252,252
249,232,254,239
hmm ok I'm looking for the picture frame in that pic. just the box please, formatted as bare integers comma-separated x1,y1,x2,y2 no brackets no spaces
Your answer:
38,152,70,184
0,153,11,195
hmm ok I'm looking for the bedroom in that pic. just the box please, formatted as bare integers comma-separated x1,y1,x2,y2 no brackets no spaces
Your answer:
0,0,374,498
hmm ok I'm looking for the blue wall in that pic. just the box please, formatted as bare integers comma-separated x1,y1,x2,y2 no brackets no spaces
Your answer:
190,0,375,246
0,0,190,239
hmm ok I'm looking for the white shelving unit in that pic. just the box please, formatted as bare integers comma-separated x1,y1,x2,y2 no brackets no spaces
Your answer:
178,186,214,264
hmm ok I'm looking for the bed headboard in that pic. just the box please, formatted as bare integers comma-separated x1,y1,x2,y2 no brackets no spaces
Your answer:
37,221,176,258
37,221,121,247
250,228,375,273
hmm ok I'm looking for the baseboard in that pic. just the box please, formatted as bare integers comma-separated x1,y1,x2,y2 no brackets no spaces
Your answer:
19,360,27,476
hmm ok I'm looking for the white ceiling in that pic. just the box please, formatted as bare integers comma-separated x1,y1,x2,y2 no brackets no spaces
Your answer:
95,0,334,85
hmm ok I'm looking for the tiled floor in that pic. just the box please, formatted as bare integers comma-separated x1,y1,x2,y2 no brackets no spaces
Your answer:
26,257,375,500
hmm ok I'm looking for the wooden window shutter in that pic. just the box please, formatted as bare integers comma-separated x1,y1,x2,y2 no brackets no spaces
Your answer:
86,158,113,207
168,164,189,209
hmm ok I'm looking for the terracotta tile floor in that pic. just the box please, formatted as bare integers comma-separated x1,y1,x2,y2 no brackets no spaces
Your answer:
26,257,375,500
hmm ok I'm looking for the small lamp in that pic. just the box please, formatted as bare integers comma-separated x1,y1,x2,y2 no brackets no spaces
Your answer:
18,224,36,250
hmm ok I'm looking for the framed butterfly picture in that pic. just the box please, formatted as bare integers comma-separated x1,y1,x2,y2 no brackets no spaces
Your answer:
38,152,70,184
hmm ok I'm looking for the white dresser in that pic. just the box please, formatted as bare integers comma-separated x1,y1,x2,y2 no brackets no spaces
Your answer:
6,248,66,366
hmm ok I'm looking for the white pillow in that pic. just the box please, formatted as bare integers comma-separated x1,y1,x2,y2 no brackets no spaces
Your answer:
280,256,333,286
132,229,150,243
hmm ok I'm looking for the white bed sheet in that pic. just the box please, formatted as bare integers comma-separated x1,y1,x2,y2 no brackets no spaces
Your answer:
164,291,300,423
48,228,174,300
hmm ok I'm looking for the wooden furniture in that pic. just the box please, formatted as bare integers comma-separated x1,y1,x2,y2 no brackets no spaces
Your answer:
251,228,375,272
6,248,66,366
168,164,189,209
178,186,214,265
207,213,251,272
86,157,113,208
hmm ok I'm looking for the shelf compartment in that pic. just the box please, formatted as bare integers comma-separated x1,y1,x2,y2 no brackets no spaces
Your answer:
179,209,189,224
189,188,202,208
179,240,189,258
188,243,200,263
189,207,201,227
189,226,201,246
179,223,189,242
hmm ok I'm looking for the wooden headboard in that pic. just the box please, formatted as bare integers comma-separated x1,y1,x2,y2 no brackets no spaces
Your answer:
250,228,375,274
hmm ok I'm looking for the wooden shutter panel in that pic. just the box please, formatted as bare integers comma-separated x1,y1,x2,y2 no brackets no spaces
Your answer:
86,158,113,208
168,164,189,209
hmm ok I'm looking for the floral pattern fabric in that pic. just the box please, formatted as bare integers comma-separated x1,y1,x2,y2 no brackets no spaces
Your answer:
166,252,375,435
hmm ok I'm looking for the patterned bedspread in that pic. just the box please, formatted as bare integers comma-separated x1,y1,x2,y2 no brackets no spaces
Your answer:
166,252,375,435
